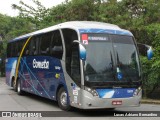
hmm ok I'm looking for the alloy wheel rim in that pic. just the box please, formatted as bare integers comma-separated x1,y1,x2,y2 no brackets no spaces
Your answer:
18,81,20,92
60,91,67,106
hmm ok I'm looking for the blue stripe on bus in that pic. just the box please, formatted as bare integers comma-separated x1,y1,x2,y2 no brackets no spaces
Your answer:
96,88,136,98
6,56,67,100
79,29,133,36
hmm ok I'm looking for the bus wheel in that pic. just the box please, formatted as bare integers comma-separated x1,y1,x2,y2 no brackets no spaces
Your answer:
17,79,23,95
57,87,71,111
107,108,115,110
12,79,17,92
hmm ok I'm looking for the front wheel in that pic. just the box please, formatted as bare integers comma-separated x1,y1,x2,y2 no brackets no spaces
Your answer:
57,87,71,111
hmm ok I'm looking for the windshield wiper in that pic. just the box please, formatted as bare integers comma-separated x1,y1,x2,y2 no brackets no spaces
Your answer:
110,51,114,70
110,51,117,81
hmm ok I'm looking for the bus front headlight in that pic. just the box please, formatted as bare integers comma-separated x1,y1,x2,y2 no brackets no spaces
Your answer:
133,87,142,96
85,87,99,97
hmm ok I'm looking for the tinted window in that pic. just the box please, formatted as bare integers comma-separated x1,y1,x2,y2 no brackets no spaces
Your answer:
23,30,63,57
29,36,40,56
9,42,18,57
83,34,141,86
17,40,26,56
23,39,30,56
40,32,53,56
62,29,80,85
0,42,2,55
71,43,81,85
7,39,26,57
51,30,63,59
13,42,18,57
7,43,11,57
84,38,114,82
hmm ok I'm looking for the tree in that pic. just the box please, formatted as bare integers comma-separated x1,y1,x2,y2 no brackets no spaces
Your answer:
12,0,50,29
0,14,35,76
1,0,160,98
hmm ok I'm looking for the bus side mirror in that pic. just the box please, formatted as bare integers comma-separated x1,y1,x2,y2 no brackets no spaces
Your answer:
73,40,86,60
137,43,153,60
79,44,86,60
147,47,153,60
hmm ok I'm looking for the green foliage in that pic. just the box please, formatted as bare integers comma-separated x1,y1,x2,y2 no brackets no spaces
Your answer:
65,0,95,21
140,24,160,98
0,0,160,97
12,0,50,29
0,14,35,76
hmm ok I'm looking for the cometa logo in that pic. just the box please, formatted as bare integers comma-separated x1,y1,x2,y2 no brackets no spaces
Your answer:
33,59,49,69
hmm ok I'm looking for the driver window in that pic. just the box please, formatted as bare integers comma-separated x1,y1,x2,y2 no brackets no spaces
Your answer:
71,44,81,83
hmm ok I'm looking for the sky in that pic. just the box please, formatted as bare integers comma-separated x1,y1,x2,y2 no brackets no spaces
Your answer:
0,0,65,16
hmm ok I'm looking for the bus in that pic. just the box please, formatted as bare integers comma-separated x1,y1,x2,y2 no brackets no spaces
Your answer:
5,21,153,110
0,41,3,76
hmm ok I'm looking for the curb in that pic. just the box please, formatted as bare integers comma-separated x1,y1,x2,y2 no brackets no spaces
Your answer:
141,99,160,104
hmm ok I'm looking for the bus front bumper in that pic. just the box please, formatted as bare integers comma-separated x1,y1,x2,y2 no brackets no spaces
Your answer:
71,90,141,109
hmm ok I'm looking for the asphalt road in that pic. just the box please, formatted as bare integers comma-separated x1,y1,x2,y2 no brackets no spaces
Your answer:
0,77,160,120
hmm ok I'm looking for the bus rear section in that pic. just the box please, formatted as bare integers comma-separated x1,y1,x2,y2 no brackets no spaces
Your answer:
5,41,18,87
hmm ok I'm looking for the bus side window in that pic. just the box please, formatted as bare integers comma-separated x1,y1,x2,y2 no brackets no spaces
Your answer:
7,43,11,58
17,41,20,56
29,36,40,56
23,39,30,56
51,30,63,59
10,43,13,57
12,42,18,57
17,40,25,56
40,32,52,56
0,41,2,55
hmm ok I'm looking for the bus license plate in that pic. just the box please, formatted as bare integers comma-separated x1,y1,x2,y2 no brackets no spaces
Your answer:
112,100,122,105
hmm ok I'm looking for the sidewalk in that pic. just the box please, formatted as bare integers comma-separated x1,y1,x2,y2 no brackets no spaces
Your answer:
141,99,160,104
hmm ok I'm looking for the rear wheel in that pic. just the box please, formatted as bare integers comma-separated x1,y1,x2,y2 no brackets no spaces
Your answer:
12,79,17,92
57,87,71,111
17,79,23,95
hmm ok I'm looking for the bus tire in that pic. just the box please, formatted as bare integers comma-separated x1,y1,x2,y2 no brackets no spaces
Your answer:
12,79,17,92
57,87,71,111
17,79,23,95
107,108,115,110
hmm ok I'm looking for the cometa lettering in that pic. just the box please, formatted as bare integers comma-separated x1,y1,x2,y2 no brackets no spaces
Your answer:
33,59,49,69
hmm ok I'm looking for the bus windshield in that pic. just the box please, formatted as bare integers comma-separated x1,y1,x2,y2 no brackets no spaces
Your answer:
83,34,141,87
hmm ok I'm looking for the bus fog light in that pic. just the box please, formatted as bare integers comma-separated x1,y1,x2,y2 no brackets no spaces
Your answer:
88,103,92,106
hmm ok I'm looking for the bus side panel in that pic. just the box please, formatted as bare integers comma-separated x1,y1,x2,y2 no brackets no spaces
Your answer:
19,56,66,100
5,57,18,86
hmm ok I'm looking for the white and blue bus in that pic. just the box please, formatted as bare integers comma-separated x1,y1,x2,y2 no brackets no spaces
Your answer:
5,21,153,110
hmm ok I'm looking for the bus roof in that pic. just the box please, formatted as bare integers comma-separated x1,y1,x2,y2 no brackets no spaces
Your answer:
9,21,133,42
